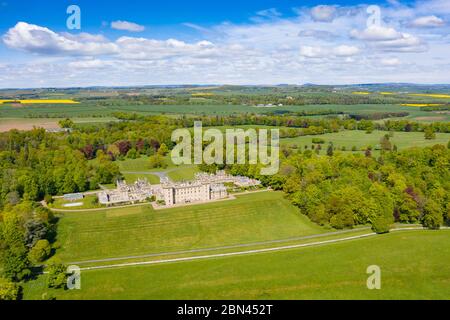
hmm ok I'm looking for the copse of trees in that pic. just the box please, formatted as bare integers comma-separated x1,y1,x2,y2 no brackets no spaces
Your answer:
223,144,449,233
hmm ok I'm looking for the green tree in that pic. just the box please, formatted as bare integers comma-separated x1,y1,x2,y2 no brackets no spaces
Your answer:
149,154,167,169
46,262,67,289
58,118,74,129
0,210,31,281
326,143,334,156
422,199,443,229
157,143,169,156
424,127,436,140
28,239,51,264
0,278,20,300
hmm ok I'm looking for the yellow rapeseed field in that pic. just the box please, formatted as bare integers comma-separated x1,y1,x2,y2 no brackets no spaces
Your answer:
351,92,370,95
191,93,214,97
409,94,450,99
400,103,442,107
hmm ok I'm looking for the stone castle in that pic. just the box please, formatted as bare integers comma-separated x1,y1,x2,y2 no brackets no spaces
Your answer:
98,171,261,207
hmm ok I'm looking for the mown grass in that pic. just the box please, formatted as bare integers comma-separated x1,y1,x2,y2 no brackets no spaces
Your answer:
23,230,450,300
122,173,160,184
167,166,200,182
52,192,326,263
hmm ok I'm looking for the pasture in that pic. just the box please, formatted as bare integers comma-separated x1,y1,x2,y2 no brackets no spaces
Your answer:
52,191,326,262
23,230,450,299
0,102,441,118
281,130,450,153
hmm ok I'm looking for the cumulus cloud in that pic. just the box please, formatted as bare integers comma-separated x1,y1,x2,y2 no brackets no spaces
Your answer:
1,0,450,87
350,25,402,41
310,5,337,22
116,37,218,60
111,20,145,32
411,15,445,27
351,25,426,52
3,22,118,55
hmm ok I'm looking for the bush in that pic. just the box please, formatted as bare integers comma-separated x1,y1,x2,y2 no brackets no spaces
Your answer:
371,216,391,234
28,239,51,264
312,138,325,144
0,278,21,300
46,262,67,289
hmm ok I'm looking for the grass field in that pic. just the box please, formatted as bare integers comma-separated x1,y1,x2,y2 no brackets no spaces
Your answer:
0,102,444,118
122,173,160,184
0,117,119,132
167,166,201,182
22,230,450,300
281,130,450,153
117,156,199,182
52,192,326,262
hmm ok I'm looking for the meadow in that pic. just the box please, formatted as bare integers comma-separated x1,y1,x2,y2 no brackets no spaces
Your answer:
23,230,450,300
0,102,443,118
281,130,450,153
52,192,326,263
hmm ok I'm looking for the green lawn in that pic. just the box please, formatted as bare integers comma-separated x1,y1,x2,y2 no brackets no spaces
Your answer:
49,195,103,210
122,173,160,184
117,156,177,172
23,230,450,300
167,165,200,182
282,130,450,153
53,192,326,262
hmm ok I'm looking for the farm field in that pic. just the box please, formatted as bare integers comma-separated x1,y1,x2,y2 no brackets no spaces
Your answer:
52,191,326,263
281,130,450,153
0,117,119,132
22,230,450,300
0,102,443,118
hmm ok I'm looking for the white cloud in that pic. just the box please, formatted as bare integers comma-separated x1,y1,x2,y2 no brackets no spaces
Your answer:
310,5,337,22
411,15,445,27
3,22,118,55
1,1,450,87
380,57,401,66
334,45,360,56
350,25,402,41
300,45,359,58
350,25,427,52
111,20,145,32
299,46,326,58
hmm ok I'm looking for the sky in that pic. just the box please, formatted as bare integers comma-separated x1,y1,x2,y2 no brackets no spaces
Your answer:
0,0,448,88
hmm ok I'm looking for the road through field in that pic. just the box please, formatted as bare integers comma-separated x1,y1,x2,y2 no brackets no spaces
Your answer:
69,227,371,265
73,227,446,271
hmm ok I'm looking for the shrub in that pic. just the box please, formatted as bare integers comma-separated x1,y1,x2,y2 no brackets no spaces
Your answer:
28,239,51,264
312,138,325,144
0,278,21,300
371,216,391,234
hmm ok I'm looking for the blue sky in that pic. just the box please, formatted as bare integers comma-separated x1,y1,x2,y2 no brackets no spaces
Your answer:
0,0,448,87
